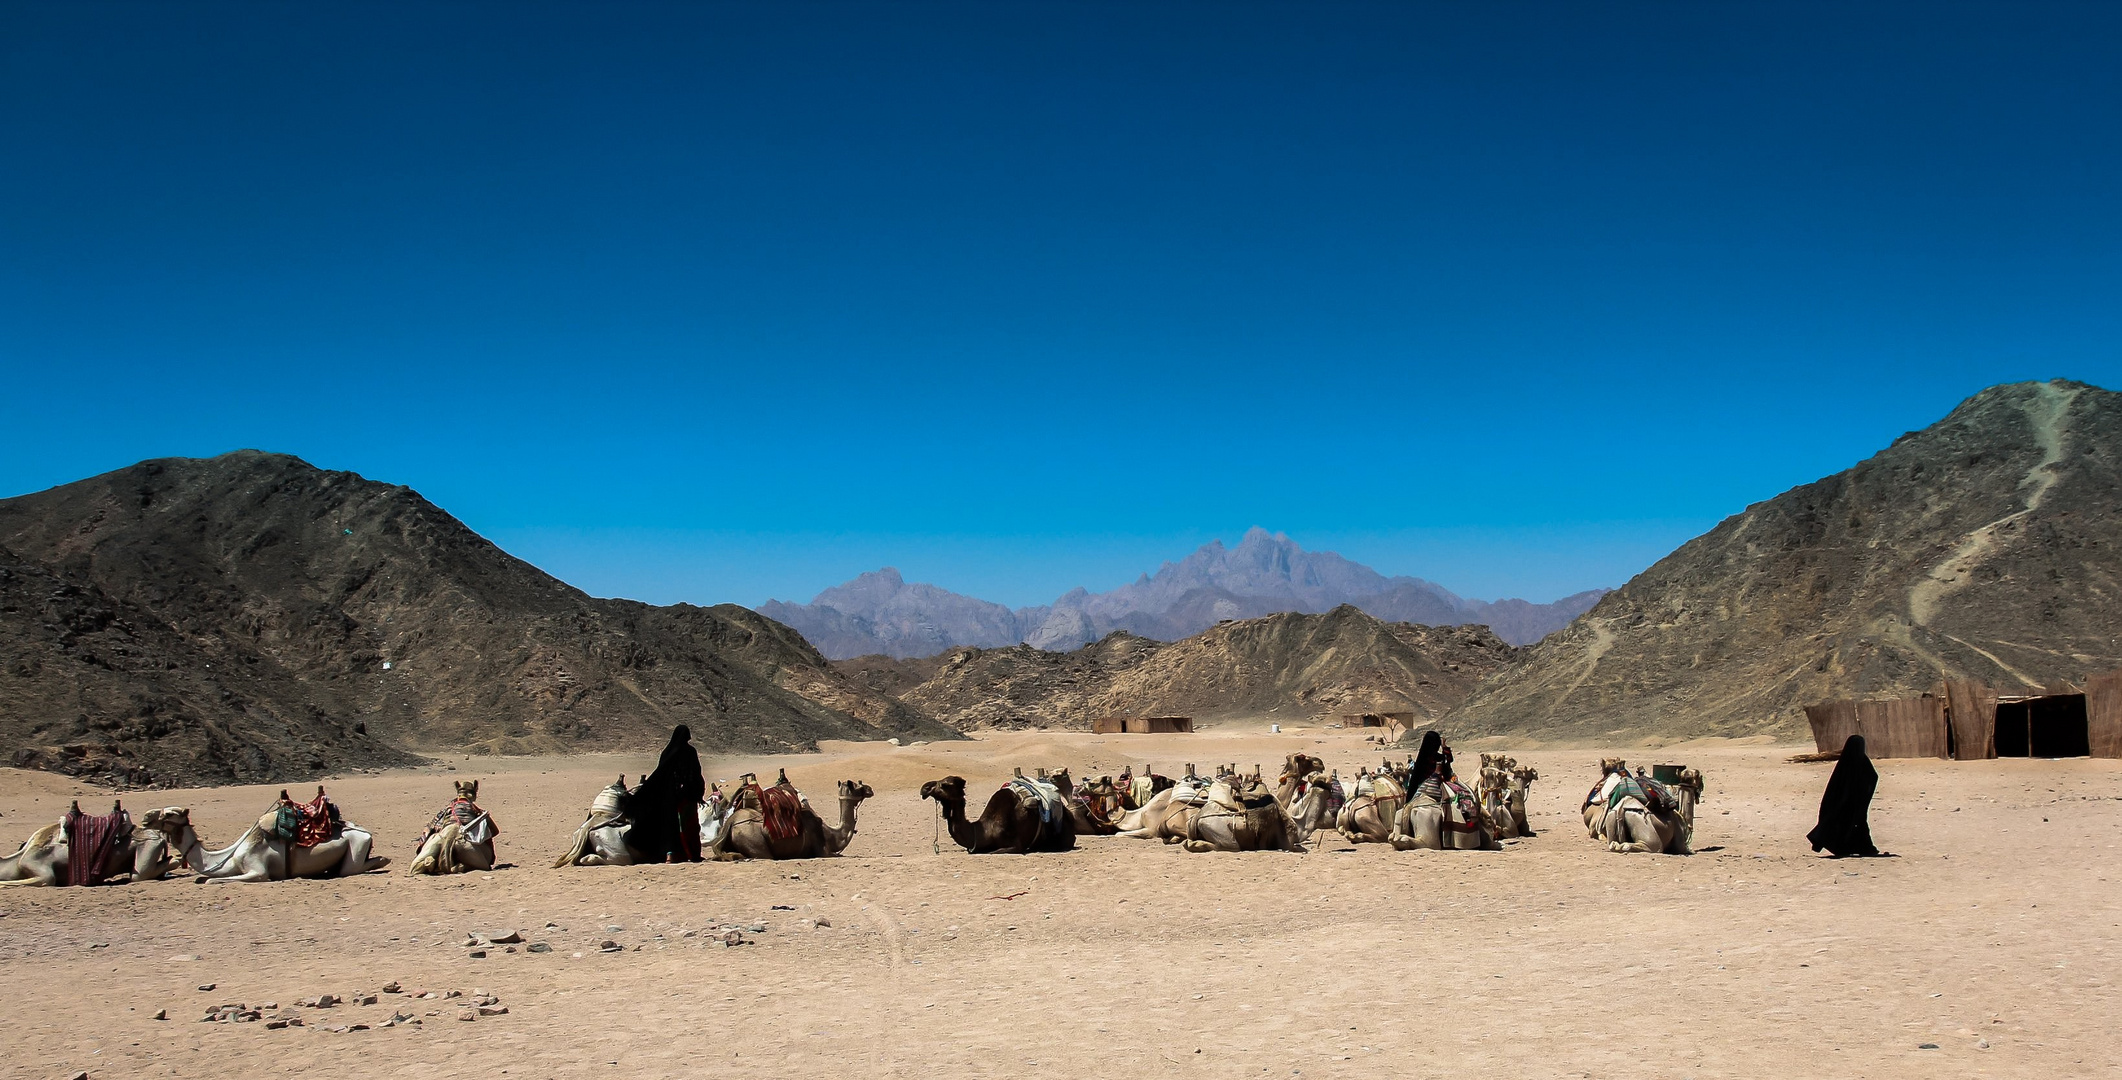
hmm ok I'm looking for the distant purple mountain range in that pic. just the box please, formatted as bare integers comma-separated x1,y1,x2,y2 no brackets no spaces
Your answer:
758,528,1609,660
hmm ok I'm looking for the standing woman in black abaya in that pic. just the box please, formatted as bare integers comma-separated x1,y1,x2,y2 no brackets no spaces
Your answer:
1807,734,1888,857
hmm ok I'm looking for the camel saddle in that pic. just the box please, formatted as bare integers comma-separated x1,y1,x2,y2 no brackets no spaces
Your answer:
1007,777,1066,825
424,799,497,845
264,793,342,847
62,803,131,887
735,782,805,842
1607,775,1677,817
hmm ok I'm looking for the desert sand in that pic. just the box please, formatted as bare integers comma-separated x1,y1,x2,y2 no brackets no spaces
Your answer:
1,725,2117,1079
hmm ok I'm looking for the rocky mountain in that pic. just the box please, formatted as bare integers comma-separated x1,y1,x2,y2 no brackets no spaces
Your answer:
763,528,1607,659
840,604,1517,731
0,452,953,786
758,569,1047,660
1449,379,2122,741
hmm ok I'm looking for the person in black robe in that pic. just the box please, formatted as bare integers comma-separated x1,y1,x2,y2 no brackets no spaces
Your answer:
1807,734,1885,857
1408,731,1454,788
627,725,707,862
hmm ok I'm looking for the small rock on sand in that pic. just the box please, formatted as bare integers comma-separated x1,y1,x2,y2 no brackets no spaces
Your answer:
484,930,523,944
527,942,552,953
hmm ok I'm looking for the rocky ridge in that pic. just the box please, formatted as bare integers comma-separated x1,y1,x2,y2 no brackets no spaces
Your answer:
1448,379,2122,740
842,604,1518,731
0,452,954,786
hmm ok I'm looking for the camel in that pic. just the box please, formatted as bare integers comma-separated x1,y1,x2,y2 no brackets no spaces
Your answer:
1582,760,1704,855
553,775,732,867
1476,755,1540,840
921,775,1076,854
409,780,499,875
145,794,390,882
1109,782,1197,841
1179,775,1334,853
1336,768,1406,844
713,779,871,860
1277,754,1326,809
1388,778,1502,851
0,804,185,886
1050,769,1120,836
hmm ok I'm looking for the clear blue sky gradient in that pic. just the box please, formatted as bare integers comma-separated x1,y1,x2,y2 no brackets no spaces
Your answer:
4,3,2118,608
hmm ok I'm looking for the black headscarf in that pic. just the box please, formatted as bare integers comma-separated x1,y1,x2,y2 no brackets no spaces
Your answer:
626,725,705,859
1806,735,1882,857
1409,731,1444,788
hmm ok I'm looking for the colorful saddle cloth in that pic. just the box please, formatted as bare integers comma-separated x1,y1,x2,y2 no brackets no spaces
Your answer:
1414,777,1482,827
423,799,498,845
63,805,131,887
273,794,342,848
1606,775,1677,816
1008,777,1066,825
758,784,805,841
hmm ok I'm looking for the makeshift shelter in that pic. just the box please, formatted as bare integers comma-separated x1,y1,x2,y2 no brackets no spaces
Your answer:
1341,711,1413,729
1090,716,1194,734
1805,668,2122,760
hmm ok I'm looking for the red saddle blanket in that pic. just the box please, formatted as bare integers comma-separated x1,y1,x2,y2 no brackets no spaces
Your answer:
753,784,804,842
63,805,130,887
279,794,341,848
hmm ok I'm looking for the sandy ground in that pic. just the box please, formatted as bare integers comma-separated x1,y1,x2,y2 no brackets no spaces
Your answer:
0,726,2117,1080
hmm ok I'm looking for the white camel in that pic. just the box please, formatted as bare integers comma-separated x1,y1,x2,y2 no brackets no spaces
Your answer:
1180,776,1334,853
1388,779,1502,850
409,781,499,876
144,799,390,882
1583,760,1702,855
0,805,186,886
554,776,732,867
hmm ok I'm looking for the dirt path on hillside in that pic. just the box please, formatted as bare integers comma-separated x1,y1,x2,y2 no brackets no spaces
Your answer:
1,726,2116,1079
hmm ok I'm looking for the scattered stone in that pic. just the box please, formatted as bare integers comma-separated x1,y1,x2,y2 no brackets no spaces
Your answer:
353,994,377,1006
380,981,400,994
392,1011,416,1024
527,942,552,953
173,954,198,962
443,990,462,999
599,940,622,953
504,946,517,954
484,930,522,944
467,950,487,959
151,1009,167,1021
197,983,216,991
1919,1043,1939,1050
478,1005,508,1016
348,1024,370,1031
474,994,498,1006
456,1011,476,1022
721,931,744,947
1977,1040,1991,1049
813,918,831,928
265,1019,289,1030
681,929,698,938
747,922,767,933
258,1002,278,1010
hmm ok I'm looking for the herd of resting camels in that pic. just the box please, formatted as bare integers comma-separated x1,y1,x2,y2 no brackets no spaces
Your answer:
0,750,1707,885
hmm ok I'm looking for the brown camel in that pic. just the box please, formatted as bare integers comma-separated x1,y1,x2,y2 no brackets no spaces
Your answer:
920,775,1076,854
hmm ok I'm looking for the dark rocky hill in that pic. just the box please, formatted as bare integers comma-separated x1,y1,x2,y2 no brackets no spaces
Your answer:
845,605,1517,731
0,452,953,786
1449,380,2122,740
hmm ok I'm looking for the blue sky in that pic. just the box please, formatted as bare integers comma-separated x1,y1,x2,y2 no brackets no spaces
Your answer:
4,3,2118,608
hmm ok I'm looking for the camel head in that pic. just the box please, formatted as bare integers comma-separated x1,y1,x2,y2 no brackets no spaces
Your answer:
454,779,480,802
1600,757,1628,776
1049,768,1073,795
1510,765,1540,788
139,806,190,838
837,779,874,804
919,776,967,807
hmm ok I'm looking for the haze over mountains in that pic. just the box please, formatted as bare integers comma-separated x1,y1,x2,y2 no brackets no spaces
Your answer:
1450,379,2122,740
759,528,1609,660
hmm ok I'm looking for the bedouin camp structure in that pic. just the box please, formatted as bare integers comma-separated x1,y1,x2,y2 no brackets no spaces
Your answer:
1090,716,1195,734
1340,711,1414,729
1804,669,2122,759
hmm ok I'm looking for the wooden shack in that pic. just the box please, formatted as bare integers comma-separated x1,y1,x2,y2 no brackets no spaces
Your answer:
1804,669,2122,759
1090,716,1195,734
